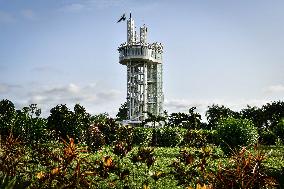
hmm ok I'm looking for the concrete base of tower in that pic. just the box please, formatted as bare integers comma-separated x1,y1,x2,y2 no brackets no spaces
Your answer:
121,120,142,126
120,119,164,128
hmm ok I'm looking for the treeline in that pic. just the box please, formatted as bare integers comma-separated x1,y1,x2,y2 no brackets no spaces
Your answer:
0,99,283,147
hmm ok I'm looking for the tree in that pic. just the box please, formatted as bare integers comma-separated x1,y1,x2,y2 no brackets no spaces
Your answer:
240,105,264,130
116,102,128,121
47,104,75,141
142,112,166,128
89,113,119,145
0,99,16,138
47,104,91,142
167,107,201,129
274,118,284,142
217,117,259,155
14,104,47,143
206,104,239,129
262,101,284,129
73,104,91,142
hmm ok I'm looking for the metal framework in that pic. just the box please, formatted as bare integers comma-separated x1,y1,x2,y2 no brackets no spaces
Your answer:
118,15,164,122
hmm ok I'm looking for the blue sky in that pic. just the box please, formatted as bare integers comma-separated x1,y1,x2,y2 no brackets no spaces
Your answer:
0,0,283,117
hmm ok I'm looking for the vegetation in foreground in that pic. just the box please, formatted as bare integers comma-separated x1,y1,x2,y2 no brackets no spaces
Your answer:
0,99,284,188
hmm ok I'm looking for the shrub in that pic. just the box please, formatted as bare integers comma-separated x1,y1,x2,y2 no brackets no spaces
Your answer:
133,127,153,146
86,124,105,151
274,119,284,142
93,117,119,145
216,117,259,155
259,129,277,145
154,127,183,147
212,146,277,188
183,129,217,147
115,125,133,143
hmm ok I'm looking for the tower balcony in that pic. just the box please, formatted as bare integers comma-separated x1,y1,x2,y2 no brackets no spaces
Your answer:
118,45,163,65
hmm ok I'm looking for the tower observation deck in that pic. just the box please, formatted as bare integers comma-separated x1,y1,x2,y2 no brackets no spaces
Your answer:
118,14,164,122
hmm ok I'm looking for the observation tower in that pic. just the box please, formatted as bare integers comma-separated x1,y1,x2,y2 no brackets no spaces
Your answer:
118,14,164,122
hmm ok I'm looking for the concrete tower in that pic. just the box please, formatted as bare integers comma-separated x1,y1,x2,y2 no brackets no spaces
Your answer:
118,14,164,123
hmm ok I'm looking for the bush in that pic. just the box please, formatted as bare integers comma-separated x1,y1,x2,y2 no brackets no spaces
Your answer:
154,127,184,147
183,129,217,147
115,125,134,145
259,129,277,145
86,124,105,151
274,119,284,142
216,117,259,155
133,127,153,146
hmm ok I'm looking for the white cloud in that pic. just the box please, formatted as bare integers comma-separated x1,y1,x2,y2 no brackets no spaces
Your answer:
0,83,8,93
264,84,284,94
0,83,20,94
20,9,36,20
21,83,123,117
0,11,15,23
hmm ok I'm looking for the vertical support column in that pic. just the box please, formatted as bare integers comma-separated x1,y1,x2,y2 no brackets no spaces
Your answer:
156,63,163,115
126,61,131,119
143,62,147,119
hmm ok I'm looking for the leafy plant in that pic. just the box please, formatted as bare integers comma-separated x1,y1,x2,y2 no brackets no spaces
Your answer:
0,134,27,177
259,129,277,145
34,138,93,188
170,146,214,188
133,127,153,146
274,119,284,142
211,145,277,188
86,123,105,151
154,127,184,147
183,129,217,148
216,117,259,155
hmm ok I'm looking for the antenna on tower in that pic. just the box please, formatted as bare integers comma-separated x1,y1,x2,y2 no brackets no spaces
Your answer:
130,11,132,19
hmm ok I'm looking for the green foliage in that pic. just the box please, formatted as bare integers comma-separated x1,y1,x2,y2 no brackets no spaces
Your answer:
47,104,91,142
0,99,16,138
15,104,47,144
116,102,128,121
0,175,31,189
274,119,284,142
133,127,153,146
259,129,277,145
93,117,119,145
86,114,118,150
115,125,133,144
167,107,202,129
47,104,75,141
86,123,106,150
241,101,284,131
154,127,184,147
0,134,27,177
206,104,239,129
212,145,277,188
142,111,166,127
169,146,215,188
262,101,284,129
73,104,91,141
240,105,264,129
183,129,217,147
216,117,259,155
1,99,284,188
